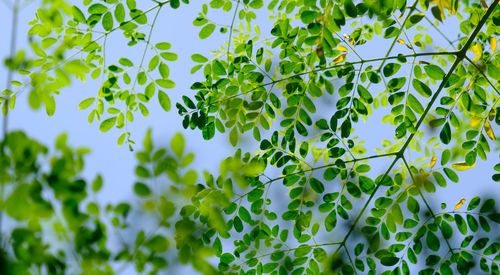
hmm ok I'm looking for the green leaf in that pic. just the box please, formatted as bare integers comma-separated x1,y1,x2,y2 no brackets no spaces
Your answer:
102,12,113,31
134,182,151,196
249,0,264,9
380,256,399,266
45,96,56,116
440,122,451,144
310,178,325,193
171,132,184,158
229,127,238,146
88,3,107,15
239,207,252,223
158,90,171,111
145,235,168,253
412,79,432,97
406,13,425,29
160,52,178,61
407,94,424,114
191,54,208,63
114,3,125,23
99,116,117,132
170,0,180,9
78,97,95,110
72,5,86,23
212,60,226,76
426,231,440,251
199,24,216,39
300,11,319,24
344,0,357,17
357,85,373,103
424,65,445,80
383,63,401,77
202,122,215,140
443,167,458,183
325,210,337,231
480,199,495,213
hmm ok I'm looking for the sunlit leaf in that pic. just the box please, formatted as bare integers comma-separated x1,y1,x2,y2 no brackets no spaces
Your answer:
333,54,346,64
430,155,437,168
484,120,496,140
451,162,475,171
454,198,466,210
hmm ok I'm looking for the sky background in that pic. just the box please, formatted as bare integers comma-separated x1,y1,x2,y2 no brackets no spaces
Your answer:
0,0,499,273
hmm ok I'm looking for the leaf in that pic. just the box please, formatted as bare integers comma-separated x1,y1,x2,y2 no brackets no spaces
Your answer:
170,0,180,9
78,97,95,110
492,36,497,51
407,94,424,114
451,162,475,171
439,122,451,144
412,79,432,97
45,96,55,116
344,0,357,17
300,10,320,24
471,43,482,57
72,5,86,23
424,65,445,80
114,3,125,22
381,256,399,266
102,12,113,31
134,182,151,196
430,155,437,168
333,54,346,64
337,45,348,52
405,13,424,29
199,24,216,39
99,116,117,132
191,54,208,63
310,178,325,193
239,207,252,223
145,235,168,253
229,127,238,146
158,91,171,111
426,231,440,251
170,132,185,158
454,198,466,210
484,120,496,140
202,122,215,140
325,210,337,231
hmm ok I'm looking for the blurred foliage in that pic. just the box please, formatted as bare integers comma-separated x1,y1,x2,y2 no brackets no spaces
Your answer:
1,0,500,274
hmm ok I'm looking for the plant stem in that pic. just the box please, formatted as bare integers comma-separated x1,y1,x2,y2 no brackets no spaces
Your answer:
0,0,19,245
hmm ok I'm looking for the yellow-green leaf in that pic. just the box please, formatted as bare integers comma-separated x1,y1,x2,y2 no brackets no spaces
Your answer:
451,162,475,171
333,54,346,64
430,155,437,168
484,120,496,140
454,198,466,210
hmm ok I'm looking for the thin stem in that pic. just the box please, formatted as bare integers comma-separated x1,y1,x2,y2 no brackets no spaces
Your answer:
226,0,240,62
0,0,19,244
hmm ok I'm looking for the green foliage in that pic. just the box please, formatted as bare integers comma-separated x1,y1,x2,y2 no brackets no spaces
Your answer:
1,0,500,274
